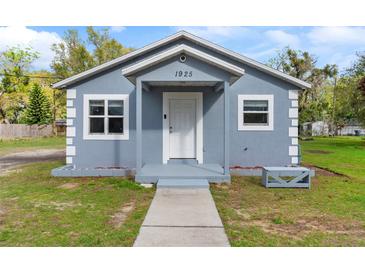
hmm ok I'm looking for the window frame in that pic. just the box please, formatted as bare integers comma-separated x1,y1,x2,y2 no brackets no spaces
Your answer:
83,94,129,140
238,94,274,131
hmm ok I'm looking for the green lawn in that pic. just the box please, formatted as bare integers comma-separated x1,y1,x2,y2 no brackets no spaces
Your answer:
0,161,155,246
301,136,365,181
0,136,65,156
212,136,365,246
1,136,364,246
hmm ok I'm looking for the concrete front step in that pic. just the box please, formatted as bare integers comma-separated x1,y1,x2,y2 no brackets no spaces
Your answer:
157,179,209,189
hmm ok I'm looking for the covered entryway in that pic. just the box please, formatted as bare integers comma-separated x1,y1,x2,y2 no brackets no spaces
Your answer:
121,44,245,183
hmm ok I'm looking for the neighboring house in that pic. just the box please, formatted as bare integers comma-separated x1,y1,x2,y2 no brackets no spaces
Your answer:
339,125,365,136
302,121,329,136
51,31,311,183
302,121,365,136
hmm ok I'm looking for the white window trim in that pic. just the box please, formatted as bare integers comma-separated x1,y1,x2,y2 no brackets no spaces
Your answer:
83,94,129,140
238,94,274,131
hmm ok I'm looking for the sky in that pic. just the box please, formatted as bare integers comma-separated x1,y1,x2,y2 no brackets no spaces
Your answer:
0,26,364,72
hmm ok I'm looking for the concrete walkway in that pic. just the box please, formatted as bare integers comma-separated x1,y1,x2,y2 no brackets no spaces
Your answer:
133,188,230,247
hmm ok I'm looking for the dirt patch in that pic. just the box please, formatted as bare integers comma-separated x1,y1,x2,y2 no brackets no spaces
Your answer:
109,201,136,228
0,148,65,176
58,183,80,190
306,149,332,154
234,208,251,220
0,206,6,227
303,164,346,177
33,201,81,211
238,213,365,240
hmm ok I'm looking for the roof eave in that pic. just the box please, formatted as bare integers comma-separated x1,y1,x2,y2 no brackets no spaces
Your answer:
52,30,311,90
52,31,187,89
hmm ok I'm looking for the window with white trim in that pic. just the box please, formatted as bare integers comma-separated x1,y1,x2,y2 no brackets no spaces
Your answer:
238,94,274,131
83,94,129,140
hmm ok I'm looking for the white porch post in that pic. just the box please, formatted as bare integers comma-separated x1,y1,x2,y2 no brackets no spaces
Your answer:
224,81,230,175
136,79,142,174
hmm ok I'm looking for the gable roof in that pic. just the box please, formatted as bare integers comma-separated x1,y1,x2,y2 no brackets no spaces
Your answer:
122,44,245,85
52,31,311,89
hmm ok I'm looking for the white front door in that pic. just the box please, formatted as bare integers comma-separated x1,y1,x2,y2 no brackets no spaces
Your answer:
169,98,196,158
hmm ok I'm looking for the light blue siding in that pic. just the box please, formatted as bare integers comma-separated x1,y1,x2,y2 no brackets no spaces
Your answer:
68,38,298,169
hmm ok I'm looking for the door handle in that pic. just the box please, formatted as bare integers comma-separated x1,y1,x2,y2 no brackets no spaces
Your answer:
169,126,173,133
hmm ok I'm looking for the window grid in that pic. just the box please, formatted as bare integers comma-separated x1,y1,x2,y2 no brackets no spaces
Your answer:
88,99,124,135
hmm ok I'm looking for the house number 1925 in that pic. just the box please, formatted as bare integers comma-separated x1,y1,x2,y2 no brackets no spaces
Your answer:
175,70,193,77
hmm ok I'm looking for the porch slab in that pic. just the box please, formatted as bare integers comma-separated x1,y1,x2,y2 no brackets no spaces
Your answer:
135,163,230,183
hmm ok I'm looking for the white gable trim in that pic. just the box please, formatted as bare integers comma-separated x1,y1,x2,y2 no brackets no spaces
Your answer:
52,31,311,89
122,44,245,84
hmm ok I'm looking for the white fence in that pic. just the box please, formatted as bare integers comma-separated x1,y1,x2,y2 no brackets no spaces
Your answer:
0,124,54,139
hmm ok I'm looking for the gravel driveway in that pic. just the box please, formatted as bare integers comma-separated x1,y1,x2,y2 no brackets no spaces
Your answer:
0,149,65,175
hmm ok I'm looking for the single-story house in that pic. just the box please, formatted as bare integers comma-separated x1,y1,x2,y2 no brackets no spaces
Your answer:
51,31,311,183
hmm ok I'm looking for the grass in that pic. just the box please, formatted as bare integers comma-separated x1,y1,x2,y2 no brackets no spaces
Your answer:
301,136,365,180
1,136,364,246
211,136,365,246
0,161,155,246
0,136,65,156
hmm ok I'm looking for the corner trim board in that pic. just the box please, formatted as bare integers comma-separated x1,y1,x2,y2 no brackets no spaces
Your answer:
288,90,299,100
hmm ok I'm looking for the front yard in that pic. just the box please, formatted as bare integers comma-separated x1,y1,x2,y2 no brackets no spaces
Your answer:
0,161,154,246
211,136,365,246
1,136,364,246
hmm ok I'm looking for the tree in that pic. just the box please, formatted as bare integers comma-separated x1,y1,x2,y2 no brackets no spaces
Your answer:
345,52,365,127
359,76,365,95
51,27,133,78
358,76,365,127
29,70,66,133
25,83,52,125
346,52,365,77
86,27,133,65
51,30,95,78
267,47,338,124
0,46,39,123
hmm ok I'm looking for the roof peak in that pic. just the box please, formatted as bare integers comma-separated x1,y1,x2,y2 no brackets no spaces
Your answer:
52,30,311,89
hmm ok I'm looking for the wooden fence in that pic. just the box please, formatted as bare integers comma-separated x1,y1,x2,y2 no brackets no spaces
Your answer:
0,124,54,139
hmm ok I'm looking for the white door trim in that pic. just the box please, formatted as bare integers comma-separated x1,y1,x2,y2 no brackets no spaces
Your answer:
163,92,203,164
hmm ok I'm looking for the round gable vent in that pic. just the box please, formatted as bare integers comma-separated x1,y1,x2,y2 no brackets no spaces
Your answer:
179,54,187,63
